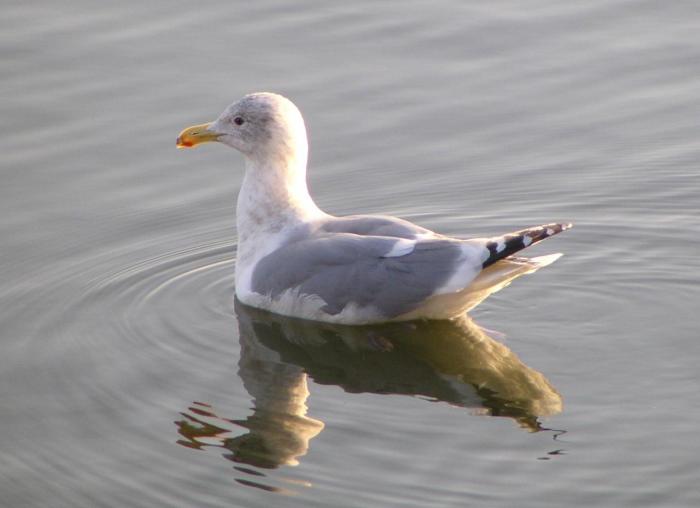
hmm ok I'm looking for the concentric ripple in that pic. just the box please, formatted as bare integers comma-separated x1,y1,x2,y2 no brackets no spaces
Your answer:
73,237,316,494
1,231,278,506
52,237,241,373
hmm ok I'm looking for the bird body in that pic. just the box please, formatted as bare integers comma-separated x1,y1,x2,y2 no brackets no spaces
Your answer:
177,93,571,324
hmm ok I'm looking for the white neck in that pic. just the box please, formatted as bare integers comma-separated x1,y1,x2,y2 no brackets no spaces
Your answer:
236,151,326,259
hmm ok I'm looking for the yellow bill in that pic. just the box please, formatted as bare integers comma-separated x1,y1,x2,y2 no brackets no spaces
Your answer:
176,123,220,148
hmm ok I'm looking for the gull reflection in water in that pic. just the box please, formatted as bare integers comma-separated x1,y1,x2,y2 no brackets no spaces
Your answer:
175,257,564,487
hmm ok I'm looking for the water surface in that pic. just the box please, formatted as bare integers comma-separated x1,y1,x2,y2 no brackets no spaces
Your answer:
1,1,699,506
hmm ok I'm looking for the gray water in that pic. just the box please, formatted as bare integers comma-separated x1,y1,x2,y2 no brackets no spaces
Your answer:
2,1,699,506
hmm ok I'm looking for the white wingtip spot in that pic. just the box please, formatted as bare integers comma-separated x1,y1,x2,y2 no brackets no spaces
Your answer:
546,228,554,236
496,240,506,253
383,238,416,258
523,235,533,247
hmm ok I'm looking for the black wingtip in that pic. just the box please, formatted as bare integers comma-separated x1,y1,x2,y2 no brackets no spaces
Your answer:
482,222,573,269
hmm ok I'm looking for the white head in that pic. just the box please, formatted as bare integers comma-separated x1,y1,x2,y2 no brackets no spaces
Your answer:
177,92,308,168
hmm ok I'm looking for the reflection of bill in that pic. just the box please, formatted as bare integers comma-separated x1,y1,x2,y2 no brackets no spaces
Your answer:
175,256,563,474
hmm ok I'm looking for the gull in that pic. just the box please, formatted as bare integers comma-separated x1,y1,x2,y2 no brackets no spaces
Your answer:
177,92,571,324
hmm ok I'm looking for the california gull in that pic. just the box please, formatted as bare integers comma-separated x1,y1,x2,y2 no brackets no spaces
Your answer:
177,92,571,324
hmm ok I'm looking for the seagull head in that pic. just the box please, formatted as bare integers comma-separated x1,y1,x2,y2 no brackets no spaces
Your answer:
177,92,308,166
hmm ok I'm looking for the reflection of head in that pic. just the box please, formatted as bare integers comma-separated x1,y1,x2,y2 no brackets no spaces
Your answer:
175,312,325,470
175,399,324,471
223,412,324,468
233,319,325,468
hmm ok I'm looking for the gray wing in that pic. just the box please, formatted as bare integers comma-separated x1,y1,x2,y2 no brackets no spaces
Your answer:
251,232,472,319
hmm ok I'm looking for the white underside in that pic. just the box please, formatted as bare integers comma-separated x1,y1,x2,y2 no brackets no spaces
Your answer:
237,287,386,325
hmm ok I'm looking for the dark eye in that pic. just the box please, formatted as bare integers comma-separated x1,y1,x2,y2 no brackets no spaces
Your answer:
233,116,244,126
